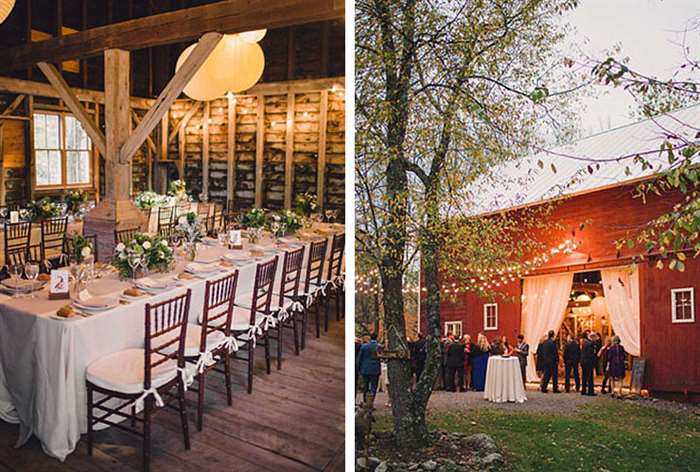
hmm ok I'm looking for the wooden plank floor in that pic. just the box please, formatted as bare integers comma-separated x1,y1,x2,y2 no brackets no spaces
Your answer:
0,315,346,471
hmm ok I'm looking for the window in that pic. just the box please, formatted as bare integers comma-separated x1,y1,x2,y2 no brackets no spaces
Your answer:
34,112,92,188
671,288,694,323
444,321,462,338
484,303,498,330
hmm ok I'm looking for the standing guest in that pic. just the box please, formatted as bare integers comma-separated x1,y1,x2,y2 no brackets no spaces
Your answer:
439,335,449,390
356,333,383,408
414,333,427,382
563,334,581,393
599,337,613,394
513,334,529,387
607,336,627,398
535,334,547,378
491,337,505,356
540,330,560,393
470,333,491,391
581,333,598,396
500,335,512,355
355,337,362,399
462,335,472,391
445,334,466,392
593,331,603,375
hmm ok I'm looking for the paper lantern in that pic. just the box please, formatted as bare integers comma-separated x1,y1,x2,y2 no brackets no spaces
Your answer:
0,0,15,24
176,42,228,101
590,296,608,316
239,29,266,44
210,35,265,93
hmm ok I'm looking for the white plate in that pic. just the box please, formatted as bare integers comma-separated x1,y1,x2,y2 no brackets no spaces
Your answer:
136,277,178,292
73,300,118,312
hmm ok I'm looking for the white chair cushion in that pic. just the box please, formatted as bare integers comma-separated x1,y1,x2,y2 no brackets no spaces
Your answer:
86,348,177,395
182,324,226,357
231,305,266,332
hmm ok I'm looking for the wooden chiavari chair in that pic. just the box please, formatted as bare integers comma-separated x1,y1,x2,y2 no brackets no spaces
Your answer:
157,222,175,241
86,289,192,472
183,271,238,431
157,206,173,236
174,202,191,221
323,233,345,329
231,257,278,394
3,221,41,274
40,217,68,269
115,227,140,245
207,203,224,236
299,239,328,346
268,246,305,368
196,202,210,221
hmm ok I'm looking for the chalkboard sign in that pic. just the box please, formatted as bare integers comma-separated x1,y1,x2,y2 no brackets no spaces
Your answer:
630,358,646,393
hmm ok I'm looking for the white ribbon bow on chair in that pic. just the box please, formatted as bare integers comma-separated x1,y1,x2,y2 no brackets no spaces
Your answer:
303,292,315,307
247,324,263,348
275,306,289,322
262,313,277,330
194,351,218,374
177,367,194,391
335,274,345,288
135,387,165,411
290,300,305,313
219,335,239,353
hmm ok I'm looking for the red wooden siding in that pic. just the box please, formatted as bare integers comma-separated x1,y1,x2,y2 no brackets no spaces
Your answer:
424,181,699,398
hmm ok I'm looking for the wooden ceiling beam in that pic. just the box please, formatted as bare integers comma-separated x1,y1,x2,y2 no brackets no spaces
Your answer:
0,0,344,72
37,62,107,157
119,32,222,163
0,76,155,109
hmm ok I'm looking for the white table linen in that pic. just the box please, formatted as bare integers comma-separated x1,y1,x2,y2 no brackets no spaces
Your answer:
0,232,334,461
483,356,527,403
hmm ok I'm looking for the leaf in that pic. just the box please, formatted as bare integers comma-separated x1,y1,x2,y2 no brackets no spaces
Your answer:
551,163,557,174
627,239,635,249
537,160,544,169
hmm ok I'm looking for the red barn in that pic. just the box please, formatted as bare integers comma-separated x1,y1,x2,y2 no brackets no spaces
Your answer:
422,106,700,401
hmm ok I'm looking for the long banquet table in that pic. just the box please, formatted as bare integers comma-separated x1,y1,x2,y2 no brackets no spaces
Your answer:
0,231,339,461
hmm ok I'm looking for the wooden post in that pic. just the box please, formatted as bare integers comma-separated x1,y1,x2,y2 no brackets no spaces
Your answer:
316,89,328,211
178,124,185,180
226,93,236,206
93,102,100,202
255,94,264,207
25,96,34,201
160,112,168,160
284,92,295,209
84,48,145,261
202,100,210,199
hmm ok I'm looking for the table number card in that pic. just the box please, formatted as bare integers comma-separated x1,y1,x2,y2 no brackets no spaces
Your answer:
48,269,71,300
9,211,18,223
229,230,242,249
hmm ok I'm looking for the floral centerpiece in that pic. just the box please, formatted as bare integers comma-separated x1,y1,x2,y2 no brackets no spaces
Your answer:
112,234,174,279
175,211,203,260
134,191,177,210
294,192,319,217
27,197,62,221
268,209,302,235
239,208,267,229
168,179,191,203
69,233,94,263
64,190,88,215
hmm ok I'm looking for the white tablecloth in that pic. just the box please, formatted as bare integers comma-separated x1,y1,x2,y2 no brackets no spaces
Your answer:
483,356,527,403
0,231,338,461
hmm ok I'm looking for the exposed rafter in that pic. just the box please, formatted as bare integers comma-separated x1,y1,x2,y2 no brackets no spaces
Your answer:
0,0,344,73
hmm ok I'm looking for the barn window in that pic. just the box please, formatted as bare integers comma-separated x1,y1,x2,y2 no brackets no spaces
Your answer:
34,112,92,188
484,303,498,330
671,288,694,323
444,321,462,338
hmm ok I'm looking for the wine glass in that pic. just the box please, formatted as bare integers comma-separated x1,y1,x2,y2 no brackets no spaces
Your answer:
84,254,95,281
270,221,281,244
325,209,338,224
24,261,40,298
10,263,23,281
127,253,142,279
217,231,228,247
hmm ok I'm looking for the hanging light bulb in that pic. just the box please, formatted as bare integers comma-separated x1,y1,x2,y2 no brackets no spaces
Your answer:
239,29,267,44
0,0,15,24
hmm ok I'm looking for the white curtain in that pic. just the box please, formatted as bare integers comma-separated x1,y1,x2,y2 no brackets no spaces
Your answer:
521,273,574,381
600,266,641,356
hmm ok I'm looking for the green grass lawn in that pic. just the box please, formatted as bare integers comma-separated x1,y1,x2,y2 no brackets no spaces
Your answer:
373,401,700,472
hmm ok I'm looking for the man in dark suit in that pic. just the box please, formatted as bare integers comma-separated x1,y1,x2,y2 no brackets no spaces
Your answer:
563,334,581,392
513,334,529,387
539,330,560,393
444,334,466,392
581,333,598,396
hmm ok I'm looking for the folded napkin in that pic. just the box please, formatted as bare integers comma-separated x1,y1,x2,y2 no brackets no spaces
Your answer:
185,262,219,274
137,277,172,289
73,292,114,308
223,253,250,264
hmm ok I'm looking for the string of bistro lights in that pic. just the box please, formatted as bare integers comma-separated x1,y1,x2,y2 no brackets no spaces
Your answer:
356,237,582,296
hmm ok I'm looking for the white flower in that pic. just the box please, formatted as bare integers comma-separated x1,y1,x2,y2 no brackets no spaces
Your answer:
178,216,187,225
142,241,152,250
160,239,168,247
115,243,125,252
157,251,164,259
81,246,92,258
119,253,127,260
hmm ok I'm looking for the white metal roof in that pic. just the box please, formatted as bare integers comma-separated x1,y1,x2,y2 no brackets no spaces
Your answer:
470,104,700,215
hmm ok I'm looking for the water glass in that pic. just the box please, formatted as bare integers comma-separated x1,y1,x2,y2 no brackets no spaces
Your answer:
24,262,40,298
10,264,23,281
